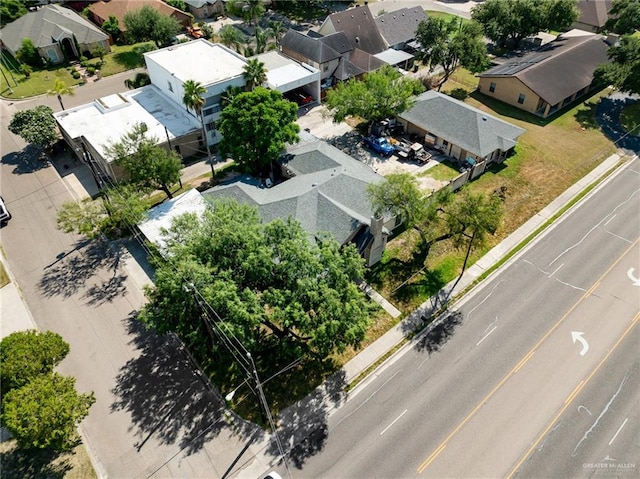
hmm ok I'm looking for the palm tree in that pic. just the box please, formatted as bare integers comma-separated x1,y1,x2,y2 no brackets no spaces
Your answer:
221,85,244,109
47,78,74,110
182,79,214,175
268,20,286,48
218,24,244,52
254,27,269,54
243,59,267,91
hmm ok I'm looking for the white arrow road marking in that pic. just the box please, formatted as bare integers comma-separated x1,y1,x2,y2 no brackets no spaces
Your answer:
571,331,589,356
627,268,640,286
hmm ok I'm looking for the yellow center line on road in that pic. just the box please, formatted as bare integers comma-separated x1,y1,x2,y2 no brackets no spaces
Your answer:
416,237,639,475
506,310,640,479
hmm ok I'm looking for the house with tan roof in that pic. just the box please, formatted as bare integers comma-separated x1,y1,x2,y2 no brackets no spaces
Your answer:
478,30,610,118
89,0,192,35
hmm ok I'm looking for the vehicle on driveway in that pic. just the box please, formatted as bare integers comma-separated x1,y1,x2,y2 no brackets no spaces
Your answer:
187,26,204,39
363,135,395,156
0,196,11,225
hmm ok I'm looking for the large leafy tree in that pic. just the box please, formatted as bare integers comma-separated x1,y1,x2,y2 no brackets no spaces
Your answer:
47,78,74,111
104,123,183,198
595,35,640,95
606,0,640,35
0,330,69,395
227,0,264,26
415,17,489,90
325,65,424,124
368,173,453,258
8,105,58,151
217,87,299,174
139,199,372,362
2,373,95,451
1,0,27,26
472,0,579,49
243,58,267,90
57,184,148,239
123,6,181,47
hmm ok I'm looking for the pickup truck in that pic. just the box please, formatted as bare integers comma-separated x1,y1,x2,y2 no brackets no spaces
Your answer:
187,26,204,39
363,135,395,156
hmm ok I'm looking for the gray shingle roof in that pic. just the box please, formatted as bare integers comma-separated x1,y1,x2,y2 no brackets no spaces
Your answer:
202,140,384,245
281,29,343,63
576,0,613,29
0,4,108,53
480,32,610,106
321,4,387,54
374,7,427,47
399,91,526,158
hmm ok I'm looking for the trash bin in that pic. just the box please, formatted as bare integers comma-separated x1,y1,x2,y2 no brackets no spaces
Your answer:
95,70,101,80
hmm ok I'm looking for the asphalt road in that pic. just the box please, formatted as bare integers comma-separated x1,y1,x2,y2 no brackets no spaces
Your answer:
1,71,261,478
291,157,640,478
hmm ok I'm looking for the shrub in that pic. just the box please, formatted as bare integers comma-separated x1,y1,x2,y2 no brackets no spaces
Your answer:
86,66,96,75
72,71,81,79
79,55,88,62
447,88,469,101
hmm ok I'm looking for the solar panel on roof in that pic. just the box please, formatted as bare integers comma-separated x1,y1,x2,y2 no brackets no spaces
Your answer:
485,54,551,75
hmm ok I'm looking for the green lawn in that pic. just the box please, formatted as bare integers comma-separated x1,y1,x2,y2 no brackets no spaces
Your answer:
0,42,155,99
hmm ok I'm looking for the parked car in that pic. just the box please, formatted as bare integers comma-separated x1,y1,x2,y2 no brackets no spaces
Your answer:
363,135,395,156
0,196,11,225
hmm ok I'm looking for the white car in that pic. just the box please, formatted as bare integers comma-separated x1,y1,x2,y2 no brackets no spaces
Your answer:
0,196,11,225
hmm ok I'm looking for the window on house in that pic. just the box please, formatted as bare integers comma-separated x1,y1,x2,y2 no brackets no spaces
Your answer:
517,93,526,104
206,121,216,132
203,104,222,116
489,82,496,93
168,81,173,92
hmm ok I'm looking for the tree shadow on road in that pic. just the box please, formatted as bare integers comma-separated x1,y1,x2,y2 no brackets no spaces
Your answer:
1,145,50,175
266,369,345,469
111,315,261,457
38,240,128,306
414,310,464,355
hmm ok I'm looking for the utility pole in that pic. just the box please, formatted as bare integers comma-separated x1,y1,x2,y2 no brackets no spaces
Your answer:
246,352,291,478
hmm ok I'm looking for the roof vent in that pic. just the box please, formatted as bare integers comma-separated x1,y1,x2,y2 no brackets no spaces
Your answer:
482,116,487,121
312,182,318,187
355,36,360,44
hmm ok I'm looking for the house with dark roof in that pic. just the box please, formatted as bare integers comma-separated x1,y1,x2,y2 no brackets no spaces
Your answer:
280,29,384,87
478,31,610,118
374,7,427,50
0,4,110,64
397,90,526,164
318,4,387,55
572,0,613,33
201,137,396,266
89,0,192,35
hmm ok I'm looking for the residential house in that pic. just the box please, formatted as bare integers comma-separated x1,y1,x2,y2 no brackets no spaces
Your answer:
0,4,110,64
318,4,387,55
54,39,321,181
478,30,610,118
373,6,427,69
397,90,525,165
89,0,192,35
201,135,396,266
54,86,202,182
280,29,385,89
144,39,249,147
572,0,613,33
183,0,225,20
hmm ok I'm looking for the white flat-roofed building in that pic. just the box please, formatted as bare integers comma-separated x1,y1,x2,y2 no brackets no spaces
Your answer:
55,85,201,181
144,39,249,146
255,51,321,105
